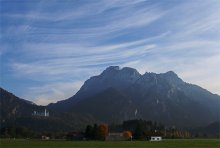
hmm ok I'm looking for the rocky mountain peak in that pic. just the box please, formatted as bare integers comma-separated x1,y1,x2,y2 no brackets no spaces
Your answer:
101,66,120,75
164,71,178,77
162,71,183,84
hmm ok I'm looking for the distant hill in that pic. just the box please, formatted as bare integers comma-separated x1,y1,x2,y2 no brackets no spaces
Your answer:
192,121,220,137
49,66,220,128
0,87,40,121
0,87,97,132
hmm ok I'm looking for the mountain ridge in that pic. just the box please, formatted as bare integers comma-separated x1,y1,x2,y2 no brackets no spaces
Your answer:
49,66,220,128
1,66,220,130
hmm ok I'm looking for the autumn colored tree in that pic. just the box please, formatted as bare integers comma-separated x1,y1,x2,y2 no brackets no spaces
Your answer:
123,131,132,140
97,124,108,140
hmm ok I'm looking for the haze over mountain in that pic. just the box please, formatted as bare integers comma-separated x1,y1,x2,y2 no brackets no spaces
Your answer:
49,66,220,128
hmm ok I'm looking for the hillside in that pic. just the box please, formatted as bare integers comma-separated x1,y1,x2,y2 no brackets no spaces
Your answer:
0,87,97,132
49,66,220,128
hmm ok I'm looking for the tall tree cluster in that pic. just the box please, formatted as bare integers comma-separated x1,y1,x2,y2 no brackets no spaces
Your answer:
85,124,108,140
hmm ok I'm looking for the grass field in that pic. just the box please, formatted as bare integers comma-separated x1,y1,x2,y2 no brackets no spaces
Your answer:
1,139,220,148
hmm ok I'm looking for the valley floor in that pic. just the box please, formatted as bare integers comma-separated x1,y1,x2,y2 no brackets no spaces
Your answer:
1,139,220,148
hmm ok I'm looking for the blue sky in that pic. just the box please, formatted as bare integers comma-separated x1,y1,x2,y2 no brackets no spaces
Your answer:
1,0,220,105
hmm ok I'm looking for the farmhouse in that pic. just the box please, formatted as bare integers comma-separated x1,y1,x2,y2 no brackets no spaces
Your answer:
150,136,162,141
41,135,50,140
106,133,125,141
144,131,163,141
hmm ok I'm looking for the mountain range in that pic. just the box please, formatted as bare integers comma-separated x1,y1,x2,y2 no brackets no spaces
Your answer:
1,66,220,131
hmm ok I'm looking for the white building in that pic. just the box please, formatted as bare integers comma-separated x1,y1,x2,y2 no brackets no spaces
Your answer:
150,136,162,141
32,109,49,117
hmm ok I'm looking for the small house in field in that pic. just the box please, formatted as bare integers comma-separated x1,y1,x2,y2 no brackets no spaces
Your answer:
150,136,162,141
145,131,163,141
41,135,50,140
106,132,125,141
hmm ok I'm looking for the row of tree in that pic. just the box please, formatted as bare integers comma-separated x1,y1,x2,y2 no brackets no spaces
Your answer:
110,119,192,140
0,127,33,138
124,120,163,140
85,124,108,140
0,126,66,139
83,120,165,140
0,120,192,140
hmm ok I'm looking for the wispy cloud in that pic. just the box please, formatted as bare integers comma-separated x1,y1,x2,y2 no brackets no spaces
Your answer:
1,0,220,104
11,41,157,79
23,81,84,105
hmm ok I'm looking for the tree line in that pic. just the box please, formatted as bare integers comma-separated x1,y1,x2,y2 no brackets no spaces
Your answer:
1,119,193,140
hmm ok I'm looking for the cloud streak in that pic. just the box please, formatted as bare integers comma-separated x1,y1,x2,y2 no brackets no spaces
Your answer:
23,81,84,105
1,0,220,105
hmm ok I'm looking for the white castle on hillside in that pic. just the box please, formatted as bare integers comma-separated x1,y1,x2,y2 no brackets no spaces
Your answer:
32,109,49,117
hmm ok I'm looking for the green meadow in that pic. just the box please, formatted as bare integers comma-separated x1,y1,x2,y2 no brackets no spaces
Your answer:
1,139,220,148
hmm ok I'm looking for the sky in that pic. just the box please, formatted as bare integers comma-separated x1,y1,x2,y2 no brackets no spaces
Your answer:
1,0,220,105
